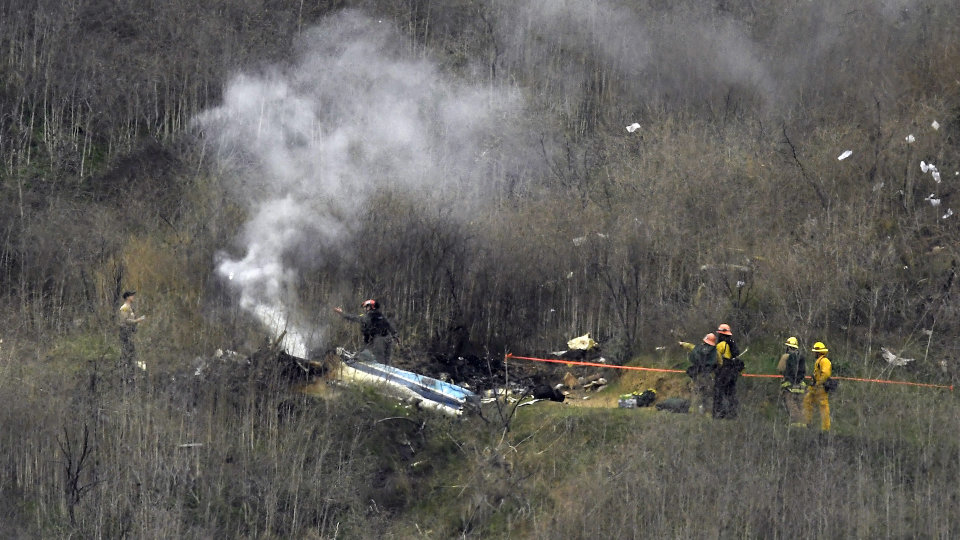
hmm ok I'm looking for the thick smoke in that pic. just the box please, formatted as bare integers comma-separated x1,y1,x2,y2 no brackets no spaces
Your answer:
196,11,528,356
491,0,929,114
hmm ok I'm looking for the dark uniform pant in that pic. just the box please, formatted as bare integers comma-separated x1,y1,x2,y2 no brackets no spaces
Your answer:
713,367,739,419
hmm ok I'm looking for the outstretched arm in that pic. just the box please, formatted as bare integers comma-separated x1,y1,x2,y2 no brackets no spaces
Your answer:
333,306,361,323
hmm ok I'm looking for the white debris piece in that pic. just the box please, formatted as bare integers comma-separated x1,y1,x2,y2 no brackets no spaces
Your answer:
905,134,916,143
931,120,940,130
933,170,941,183
136,361,147,371
925,194,941,206
837,150,853,161
880,347,914,367
736,280,746,288
943,209,954,219
626,123,641,133
572,236,586,246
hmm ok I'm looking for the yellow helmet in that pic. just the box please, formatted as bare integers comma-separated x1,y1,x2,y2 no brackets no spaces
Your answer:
784,336,799,349
812,341,828,353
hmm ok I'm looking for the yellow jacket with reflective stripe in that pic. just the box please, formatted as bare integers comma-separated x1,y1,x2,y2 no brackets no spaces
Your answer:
812,355,831,385
716,341,733,365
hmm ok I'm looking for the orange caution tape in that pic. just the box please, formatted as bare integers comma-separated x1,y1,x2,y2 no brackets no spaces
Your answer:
504,354,953,391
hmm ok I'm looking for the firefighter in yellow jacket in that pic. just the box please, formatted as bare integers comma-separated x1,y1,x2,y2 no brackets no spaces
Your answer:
802,341,832,431
713,323,743,419
778,337,807,427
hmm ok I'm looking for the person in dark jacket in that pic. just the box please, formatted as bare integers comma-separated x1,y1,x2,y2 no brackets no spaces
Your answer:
778,336,807,427
713,323,743,419
334,299,399,364
685,333,718,415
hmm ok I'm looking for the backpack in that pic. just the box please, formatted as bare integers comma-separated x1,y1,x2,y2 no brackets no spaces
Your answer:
823,378,839,392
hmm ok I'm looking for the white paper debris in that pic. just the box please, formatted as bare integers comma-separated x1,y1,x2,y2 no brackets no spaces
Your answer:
933,171,941,183
837,150,853,161
921,161,930,173
931,120,940,130
905,134,916,143
929,198,941,207
880,347,914,367
626,123,641,133
736,280,746,288
572,236,586,246
943,209,954,219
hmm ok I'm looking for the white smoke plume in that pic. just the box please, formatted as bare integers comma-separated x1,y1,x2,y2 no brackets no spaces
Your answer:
196,11,529,356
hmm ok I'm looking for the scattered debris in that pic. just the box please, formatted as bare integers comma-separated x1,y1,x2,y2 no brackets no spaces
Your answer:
905,134,916,143
177,443,204,449
531,384,565,402
880,347,914,367
838,150,853,161
625,122,641,133
582,378,607,391
944,209,954,219
567,334,598,351
932,120,940,130
517,398,546,408
333,348,479,416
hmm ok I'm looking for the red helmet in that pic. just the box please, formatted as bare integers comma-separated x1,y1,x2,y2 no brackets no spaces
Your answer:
362,299,378,310
717,323,733,336
703,333,717,346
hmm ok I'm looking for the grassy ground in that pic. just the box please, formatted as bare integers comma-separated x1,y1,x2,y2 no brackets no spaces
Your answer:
386,352,960,538
1,335,957,538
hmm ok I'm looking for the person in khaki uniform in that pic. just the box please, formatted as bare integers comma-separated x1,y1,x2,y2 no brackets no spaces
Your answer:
778,337,807,427
803,341,832,431
118,291,146,374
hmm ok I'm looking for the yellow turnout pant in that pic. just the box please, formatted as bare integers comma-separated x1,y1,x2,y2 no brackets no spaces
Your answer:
803,385,830,431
